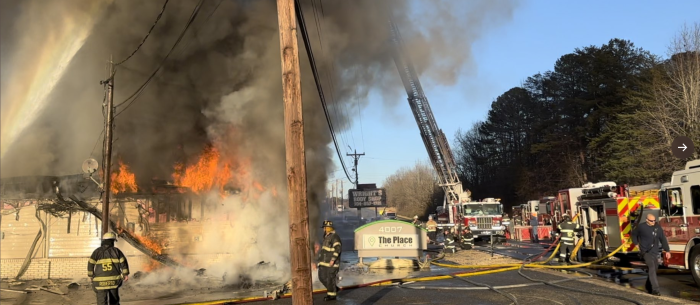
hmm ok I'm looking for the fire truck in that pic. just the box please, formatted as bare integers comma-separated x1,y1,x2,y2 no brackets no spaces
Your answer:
657,159,700,287
388,20,477,230
573,181,661,261
462,198,506,239
520,199,554,225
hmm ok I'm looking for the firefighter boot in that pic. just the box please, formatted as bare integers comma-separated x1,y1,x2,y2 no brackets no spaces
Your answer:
324,296,337,301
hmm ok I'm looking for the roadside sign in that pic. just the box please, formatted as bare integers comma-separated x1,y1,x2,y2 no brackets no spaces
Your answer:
354,220,427,260
348,188,387,208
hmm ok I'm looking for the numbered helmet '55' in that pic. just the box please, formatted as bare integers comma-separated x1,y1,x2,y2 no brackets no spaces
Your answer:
102,232,117,240
322,220,333,228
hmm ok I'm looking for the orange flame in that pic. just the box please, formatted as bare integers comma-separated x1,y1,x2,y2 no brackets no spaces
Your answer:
132,233,164,255
111,160,137,194
172,146,232,195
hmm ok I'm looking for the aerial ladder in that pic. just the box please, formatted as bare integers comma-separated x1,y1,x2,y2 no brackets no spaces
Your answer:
388,20,471,227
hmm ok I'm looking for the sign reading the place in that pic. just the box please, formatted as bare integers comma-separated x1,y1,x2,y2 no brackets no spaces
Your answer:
354,220,427,259
348,188,387,208
362,234,419,249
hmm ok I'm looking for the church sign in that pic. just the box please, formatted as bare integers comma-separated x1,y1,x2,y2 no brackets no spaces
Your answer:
354,220,427,259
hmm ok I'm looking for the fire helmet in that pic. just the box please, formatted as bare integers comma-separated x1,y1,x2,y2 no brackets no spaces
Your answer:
322,220,334,228
102,232,117,241
414,215,418,219
563,214,572,221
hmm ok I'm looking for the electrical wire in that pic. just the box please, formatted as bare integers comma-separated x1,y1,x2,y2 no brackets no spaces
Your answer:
114,0,170,66
113,0,205,118
295,0,353,183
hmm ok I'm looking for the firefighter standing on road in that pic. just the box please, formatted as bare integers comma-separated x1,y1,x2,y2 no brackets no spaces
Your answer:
426,216,438,242
530,213,539,243
88,232,129,305
318,220,342,301
631,213,670,296
556,214,582,264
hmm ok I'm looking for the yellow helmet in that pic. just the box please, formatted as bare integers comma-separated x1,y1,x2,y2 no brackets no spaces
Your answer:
102,232,117,240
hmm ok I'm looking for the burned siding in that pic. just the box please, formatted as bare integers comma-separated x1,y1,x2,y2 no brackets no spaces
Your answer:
1,205,46,259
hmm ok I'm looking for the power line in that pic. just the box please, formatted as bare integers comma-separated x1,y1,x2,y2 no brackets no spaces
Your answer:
311,0,355,152
114,0,170,66
113,0,205,118
295,0,354,183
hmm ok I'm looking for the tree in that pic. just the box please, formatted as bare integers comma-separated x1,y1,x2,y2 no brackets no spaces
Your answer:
640,22,700,161
382,161,443,219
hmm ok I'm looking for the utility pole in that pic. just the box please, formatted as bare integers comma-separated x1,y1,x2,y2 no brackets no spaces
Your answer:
101,56,115,237
346,149,365,188
340,180,343,209
276,0,313,303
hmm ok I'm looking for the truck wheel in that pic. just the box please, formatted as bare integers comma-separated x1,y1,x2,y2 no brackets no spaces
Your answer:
595,234,606,260
690,245,700,288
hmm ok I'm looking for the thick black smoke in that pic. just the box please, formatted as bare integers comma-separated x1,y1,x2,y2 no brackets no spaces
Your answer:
1,0,517,281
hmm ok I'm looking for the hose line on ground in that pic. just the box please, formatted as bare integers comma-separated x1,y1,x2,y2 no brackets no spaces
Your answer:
516,239,643,305
450,274,519,305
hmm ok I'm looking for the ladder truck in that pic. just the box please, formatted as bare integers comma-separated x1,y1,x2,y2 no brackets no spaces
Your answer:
388,20,505,238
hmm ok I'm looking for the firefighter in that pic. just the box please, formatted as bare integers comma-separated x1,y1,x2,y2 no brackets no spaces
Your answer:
530,213,539,243
88,232,129,305
443,227,457,254
411,215,422,227
426,216,438,242
317,220,342,301
459,225,474,249
556,214,582,264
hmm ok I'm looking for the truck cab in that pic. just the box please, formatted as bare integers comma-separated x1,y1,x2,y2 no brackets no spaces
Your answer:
462,198,505,238
657,159,700,286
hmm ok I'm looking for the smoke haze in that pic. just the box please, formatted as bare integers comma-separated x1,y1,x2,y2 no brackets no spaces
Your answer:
1,0,518,285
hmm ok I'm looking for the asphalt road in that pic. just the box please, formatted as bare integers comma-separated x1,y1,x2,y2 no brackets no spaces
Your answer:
472,239,700,302
327,215,700,303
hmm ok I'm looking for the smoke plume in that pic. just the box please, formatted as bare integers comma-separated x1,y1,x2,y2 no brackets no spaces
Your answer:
1,0,518,286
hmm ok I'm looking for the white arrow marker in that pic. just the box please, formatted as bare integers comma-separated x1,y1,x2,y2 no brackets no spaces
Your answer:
678,143,688,151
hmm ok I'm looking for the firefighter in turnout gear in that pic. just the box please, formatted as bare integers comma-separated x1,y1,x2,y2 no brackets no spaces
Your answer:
426,216,438,242
556,215,582,264
318,220,342,301
88,232,129,305
443,227,457,254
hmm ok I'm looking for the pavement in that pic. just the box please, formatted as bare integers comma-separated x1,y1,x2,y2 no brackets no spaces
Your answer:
473,239,700,302
251,269,684,305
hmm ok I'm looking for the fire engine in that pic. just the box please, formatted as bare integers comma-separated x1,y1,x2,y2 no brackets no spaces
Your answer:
461,198,506,239
573,181,662,261
657,159,700,287
520,199,554,225
388,20,474,230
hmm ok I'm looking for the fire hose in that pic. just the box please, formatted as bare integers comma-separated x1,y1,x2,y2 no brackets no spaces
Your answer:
179,236,660,304
179,241,563,305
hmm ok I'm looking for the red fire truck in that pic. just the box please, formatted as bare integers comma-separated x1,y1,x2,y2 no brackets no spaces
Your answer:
657,159,700,287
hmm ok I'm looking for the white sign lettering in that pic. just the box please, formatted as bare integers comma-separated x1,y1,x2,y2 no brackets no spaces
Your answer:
362,234,420,250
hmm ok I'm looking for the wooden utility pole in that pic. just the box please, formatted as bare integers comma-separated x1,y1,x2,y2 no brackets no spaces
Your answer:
276,0,313,303
101,56,115,237
346,149,365,188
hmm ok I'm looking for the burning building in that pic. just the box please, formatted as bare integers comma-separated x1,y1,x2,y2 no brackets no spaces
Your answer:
0,0,517,290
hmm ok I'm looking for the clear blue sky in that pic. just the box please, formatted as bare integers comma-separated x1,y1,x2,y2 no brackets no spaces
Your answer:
327,0,700,192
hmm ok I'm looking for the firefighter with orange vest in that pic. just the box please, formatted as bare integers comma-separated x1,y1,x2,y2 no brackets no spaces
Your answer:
317,220,342,301
88,232,129,305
